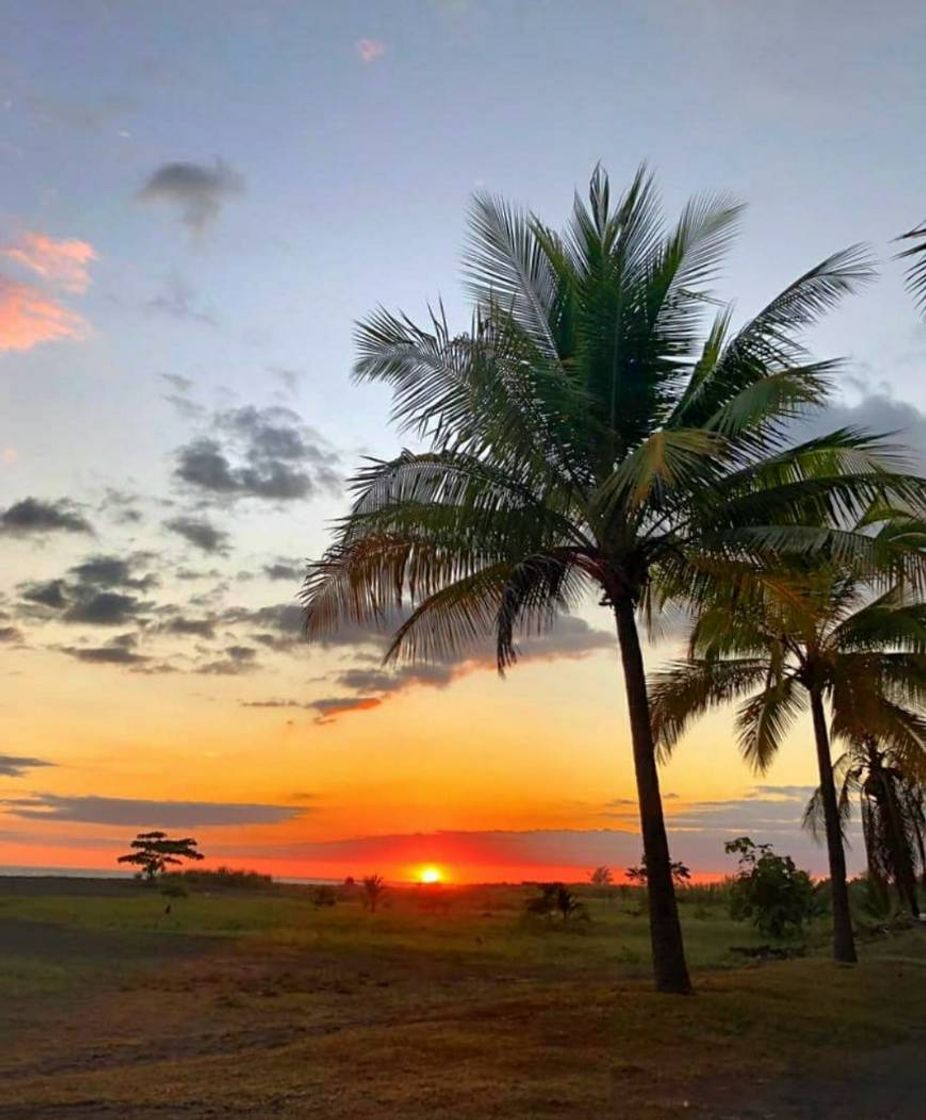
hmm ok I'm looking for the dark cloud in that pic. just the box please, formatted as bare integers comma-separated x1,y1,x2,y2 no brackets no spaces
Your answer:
311,696,383,720
796,391,926,470
69,554,157,591
21,579,69,609
164,616,216,639
263,560,302,582
312,614,615,722
0,625,24,644
240,698,305,709
0,497,91,537
173,405,339,503
164,516,230,555
0,754,54,778
0,793,302,828
62,640,149,666
196,644,259,675
63,590,144,626
137,159,244,233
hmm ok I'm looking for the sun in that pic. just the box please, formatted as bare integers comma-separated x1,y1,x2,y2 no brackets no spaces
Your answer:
418,866,443,884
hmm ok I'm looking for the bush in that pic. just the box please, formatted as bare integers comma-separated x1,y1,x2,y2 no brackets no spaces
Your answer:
312,885,337,908
725,837,819,940
163,866,274,891
524,883,589,922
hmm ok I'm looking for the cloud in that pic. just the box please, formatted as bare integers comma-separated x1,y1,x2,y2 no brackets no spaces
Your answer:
163,616,216,639
796,391,926,470
0,279,88,352
68,554,157,591
356,39,387,63
312,614,615,721
61,638,149,666
173,405,339,503
263,560,302,582
62,590,143,626
311,696,383,720
0,793,303,827
0,754,54,778
1,232,96,293
18,554,155,628
0,497,92,536
164,515,230,555
0,625,24,644
196,644,259,675
137,159,244,233
148,274,217,326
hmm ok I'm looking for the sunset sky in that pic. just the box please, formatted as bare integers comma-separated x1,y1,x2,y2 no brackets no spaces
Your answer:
2,0,926,883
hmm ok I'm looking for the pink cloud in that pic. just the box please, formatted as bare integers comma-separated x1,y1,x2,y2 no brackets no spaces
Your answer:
356,38,386,63
2,232,97,294
0,278,88,352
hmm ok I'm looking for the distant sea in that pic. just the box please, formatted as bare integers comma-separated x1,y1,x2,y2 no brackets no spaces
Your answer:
0,865,341,885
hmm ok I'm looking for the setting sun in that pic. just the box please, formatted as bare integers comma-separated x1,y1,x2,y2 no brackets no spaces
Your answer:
418,866,443,884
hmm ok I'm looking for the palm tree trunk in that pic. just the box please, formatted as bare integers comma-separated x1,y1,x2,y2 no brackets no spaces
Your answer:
613,597,692,994
876,767,920,919
808,688,857,963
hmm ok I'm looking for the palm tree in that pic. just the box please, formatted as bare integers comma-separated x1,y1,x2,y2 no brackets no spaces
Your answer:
804,737,926,917
303,166,923,993
650,558,926,963
897,220,926,315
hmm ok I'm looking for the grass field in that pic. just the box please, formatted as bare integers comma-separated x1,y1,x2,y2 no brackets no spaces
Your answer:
1,876,924,1118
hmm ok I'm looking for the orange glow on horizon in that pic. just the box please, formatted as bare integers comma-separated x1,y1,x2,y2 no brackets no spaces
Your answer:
417,865,443,884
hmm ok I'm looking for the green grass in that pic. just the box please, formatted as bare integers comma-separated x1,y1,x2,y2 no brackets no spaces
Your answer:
1,879,924,1118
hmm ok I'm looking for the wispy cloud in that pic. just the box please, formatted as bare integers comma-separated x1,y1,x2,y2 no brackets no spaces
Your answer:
356,38,387,63
0,278,88,352
0,792,305,827
1,232,96,294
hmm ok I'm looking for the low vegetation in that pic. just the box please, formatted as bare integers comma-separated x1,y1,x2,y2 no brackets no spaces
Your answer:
1,876,924,1119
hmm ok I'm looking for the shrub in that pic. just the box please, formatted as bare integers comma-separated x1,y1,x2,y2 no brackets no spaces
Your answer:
524,883,588,922
312,885,337,908
725,837,819,939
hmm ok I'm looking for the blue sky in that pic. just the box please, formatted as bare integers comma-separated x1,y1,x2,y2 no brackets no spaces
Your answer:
0,0,924,879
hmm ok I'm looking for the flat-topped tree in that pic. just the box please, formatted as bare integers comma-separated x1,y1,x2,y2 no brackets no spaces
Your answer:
118,831,204,881
303,165,926,993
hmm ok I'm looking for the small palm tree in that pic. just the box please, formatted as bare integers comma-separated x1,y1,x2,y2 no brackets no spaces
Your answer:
361,873,387,913
650,553,926,963
804,737,925,917
303,167,922,993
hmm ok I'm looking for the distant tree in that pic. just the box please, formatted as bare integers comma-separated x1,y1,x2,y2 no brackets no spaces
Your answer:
590,866,613,887
117,831,204,881
312,885,338,908
343,875,356,887
361,874,387,913
626,856,691,888
525,882,588,922
725,836,818,940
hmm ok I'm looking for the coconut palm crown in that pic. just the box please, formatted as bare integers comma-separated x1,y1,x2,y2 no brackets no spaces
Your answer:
649,537,926,963
303,166,925,993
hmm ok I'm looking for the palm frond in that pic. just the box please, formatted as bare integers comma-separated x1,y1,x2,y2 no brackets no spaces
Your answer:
896,220,926,315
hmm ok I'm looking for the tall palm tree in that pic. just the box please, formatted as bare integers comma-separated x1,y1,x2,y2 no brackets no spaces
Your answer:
302,167,923,993
650,558,926,963
804,737,926,918
897,220,926,315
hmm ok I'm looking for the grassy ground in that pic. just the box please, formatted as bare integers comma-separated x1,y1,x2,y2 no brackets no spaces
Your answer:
1,878,924,1118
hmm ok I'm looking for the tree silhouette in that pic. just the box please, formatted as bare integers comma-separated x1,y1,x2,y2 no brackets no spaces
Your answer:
804,738,925,918
117,831,204,881
626,856,691,887
302,165,922,993
361,874,387,913
651,552,926,964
